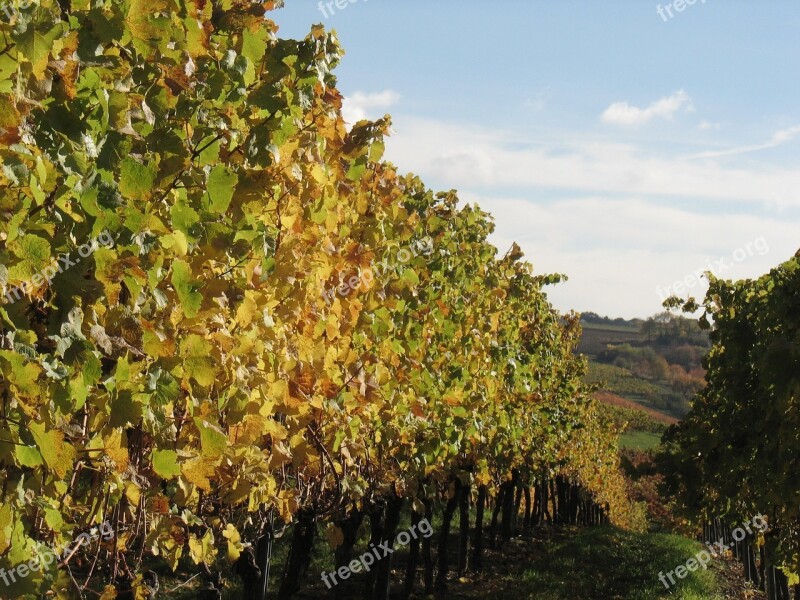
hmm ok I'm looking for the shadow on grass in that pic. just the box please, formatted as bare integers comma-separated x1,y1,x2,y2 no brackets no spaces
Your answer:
155,521,725,600
479,525,720,600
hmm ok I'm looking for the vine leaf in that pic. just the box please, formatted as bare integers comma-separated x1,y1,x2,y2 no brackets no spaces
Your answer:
28,422,75,479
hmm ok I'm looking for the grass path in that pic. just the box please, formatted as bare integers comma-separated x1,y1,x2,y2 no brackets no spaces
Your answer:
439,525,764,600
159,523,765,599
620,430,664,450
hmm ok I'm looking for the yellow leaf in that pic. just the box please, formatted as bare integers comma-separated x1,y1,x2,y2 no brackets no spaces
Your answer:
125,481,141,506
276,490,298,523
28,422,76,479
235,291,258,328
98,585,118,600
180,334,217,387
280,213,297,230
161,231,188,256
0,503,13,555
103,428,130,473
142,329,176,357
194,418,228,458
188,530,216,565
325,313,340,340
223,523,243,562
324,524,344,549
181,456,217,491
443,389,463,406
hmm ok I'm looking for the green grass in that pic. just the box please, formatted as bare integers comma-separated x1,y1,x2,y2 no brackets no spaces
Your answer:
620,430,664,451
155,523,731,600
581,321,642,334
482,525,724,600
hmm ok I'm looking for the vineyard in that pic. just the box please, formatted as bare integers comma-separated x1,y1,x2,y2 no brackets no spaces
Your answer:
0,1,644,598
2,2,799,600
661,254,800,600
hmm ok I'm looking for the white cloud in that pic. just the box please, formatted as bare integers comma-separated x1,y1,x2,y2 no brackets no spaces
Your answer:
523,92,548,111
376,114,800,317
690,124,800,159
601,90,692,126
342,90,400,124
459,194,799,318
384,116,800,208
698,120,723,131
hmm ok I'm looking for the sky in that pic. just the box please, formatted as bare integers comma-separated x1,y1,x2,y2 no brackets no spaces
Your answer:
272,1,800,319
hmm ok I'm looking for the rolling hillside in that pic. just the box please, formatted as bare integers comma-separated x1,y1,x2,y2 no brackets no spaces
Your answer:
580,312,709,449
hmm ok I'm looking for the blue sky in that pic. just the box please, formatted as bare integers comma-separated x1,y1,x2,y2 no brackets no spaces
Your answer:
272,1,800,318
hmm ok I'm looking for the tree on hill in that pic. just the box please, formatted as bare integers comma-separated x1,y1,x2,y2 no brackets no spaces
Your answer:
640,319,657,343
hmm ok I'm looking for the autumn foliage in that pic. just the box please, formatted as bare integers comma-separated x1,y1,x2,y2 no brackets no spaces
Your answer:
662,254,800,591
0,1,641,597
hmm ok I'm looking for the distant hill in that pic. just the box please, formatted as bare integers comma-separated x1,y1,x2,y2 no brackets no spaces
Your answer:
594,391,678,426
579,312,709,449
578,320,642,355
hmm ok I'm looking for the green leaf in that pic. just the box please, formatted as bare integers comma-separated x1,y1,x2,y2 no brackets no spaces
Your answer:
28,422,75,480
13,23,67,79
109,391,142,428
53,306,86,358
148,368,180,406
171,201,200,236
7,234,52,282
206,165,238,213
346,159,367,182
0,95,20,128
171,260,203,318
180,334,216,386
119,158,157,201
43,508,64,531
194,419,228,458
14,445,43,468
0,350,42,396
152,449,182,479
69,375,89,412
241,28,268,66
369,140,385,162
401,268,420,286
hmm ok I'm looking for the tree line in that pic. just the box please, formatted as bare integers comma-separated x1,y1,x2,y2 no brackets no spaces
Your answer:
661,251,800,600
